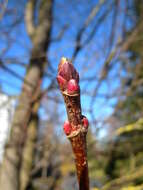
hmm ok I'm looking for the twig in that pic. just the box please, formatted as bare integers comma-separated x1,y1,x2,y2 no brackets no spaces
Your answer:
57,57,90,190
0,0,8,21
71,0,106,61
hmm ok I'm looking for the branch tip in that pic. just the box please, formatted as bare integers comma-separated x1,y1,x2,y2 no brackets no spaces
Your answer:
57,57,90,190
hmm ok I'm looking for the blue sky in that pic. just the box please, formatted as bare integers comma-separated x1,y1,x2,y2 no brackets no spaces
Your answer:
0,0,129,138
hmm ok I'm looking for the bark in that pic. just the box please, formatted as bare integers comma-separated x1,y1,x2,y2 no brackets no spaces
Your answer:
63,91,89,190
0,1,53,190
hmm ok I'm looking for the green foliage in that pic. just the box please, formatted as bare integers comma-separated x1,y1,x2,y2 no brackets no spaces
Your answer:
116,118,143,135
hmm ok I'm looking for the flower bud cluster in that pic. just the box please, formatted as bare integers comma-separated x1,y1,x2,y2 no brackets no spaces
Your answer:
57,57,79,94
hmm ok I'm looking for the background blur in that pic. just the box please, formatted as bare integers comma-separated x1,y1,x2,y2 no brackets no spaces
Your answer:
0,0,143,189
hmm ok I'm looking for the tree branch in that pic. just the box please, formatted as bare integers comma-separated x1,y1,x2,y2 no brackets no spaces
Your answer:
71,0,106,61
25,0,37,39
57,57,90,190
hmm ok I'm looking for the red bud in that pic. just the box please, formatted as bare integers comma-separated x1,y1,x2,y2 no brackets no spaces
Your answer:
58,57,79,82
67,79,79,94
82,116,89,129
57,75,67,88
63,121,71,135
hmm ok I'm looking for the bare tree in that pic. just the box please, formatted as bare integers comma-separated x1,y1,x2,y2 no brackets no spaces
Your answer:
0,0,136,189
0,1,53,189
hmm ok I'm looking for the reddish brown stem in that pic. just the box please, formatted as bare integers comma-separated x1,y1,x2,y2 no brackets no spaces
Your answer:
57,57,89,190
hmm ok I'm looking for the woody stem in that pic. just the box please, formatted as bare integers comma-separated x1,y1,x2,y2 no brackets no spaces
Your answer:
57,57,90,190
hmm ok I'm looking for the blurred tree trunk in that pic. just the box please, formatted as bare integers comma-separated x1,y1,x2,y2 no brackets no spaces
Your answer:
0,1,53,190
20,101,39,190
